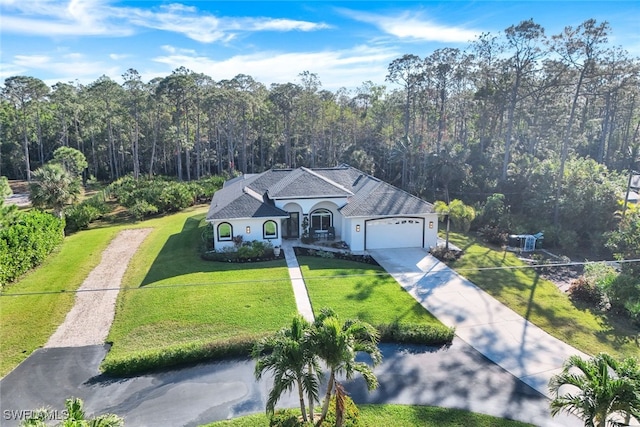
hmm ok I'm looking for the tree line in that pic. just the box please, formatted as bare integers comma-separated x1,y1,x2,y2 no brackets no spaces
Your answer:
2,18,639,251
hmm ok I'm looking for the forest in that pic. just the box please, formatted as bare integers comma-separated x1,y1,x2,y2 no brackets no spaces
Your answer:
1,18,639,254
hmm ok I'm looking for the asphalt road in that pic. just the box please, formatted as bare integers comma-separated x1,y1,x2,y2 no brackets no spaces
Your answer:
0,339,581,427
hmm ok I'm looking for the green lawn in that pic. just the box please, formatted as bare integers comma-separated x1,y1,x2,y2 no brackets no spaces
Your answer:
104,209,297,367
448,232,638,360
203,404,534,426
298,256,442,327
0,225,121,377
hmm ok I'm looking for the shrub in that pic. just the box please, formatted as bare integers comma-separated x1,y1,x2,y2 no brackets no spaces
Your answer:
107,175,218,216
478,225,508,246
320,395,361,427
101,335,260,376
83,192,111,215
377,322,455,345
269,410,311,427
293,247,378,265
201,240,274,263
268,396,362,427
429,246,461,262
568,276,603,306
317,250,335,259
606,274,640,320
64,203,101,232
128,200,159,220
0,210,64,288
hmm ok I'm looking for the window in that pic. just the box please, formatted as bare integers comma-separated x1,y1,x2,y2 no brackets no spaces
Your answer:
263,220,277,239
217,222,233,241
311,209,332,231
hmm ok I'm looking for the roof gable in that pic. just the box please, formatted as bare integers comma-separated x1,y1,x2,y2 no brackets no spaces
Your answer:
207,174,288,220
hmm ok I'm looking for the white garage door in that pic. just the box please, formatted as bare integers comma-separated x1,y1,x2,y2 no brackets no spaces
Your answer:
365,218,424,250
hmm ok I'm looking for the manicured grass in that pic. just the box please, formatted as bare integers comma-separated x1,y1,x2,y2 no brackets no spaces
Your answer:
448,232,638,360
104,209,297,372
202,404,534,426
0,226,121,377
299,256,442,327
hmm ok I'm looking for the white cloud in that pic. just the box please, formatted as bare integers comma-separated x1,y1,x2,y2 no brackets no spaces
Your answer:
160,45,197,55
0,0,133,37
152,45,397,90
342,9,480,43
123,5,330,43
109,53,131,60
1,0,330,42
11,53,119,82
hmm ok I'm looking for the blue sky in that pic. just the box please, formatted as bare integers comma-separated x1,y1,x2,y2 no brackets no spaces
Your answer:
1,1,639,90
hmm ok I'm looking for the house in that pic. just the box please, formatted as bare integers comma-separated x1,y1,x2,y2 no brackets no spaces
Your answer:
205,165,439,253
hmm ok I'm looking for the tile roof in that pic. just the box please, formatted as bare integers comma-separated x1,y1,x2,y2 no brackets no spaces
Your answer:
207,165,433,221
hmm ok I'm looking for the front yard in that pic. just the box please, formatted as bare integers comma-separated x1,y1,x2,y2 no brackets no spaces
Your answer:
103,211,297,372
447,232,638,360
298,256,443,328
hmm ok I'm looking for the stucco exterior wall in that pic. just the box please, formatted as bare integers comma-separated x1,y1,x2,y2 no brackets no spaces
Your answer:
212,218,283,250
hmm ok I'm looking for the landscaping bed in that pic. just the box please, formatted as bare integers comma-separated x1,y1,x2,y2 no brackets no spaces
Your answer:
294,246,379,265
202,404,534,426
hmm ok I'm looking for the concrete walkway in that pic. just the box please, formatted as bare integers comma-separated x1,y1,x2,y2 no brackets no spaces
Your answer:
369,248,590,398
281,241,315,322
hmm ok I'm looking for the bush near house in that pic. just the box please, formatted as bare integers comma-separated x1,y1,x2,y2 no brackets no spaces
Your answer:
201,240,277,262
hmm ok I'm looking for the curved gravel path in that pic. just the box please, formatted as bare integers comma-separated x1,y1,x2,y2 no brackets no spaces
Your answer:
44,228,152,348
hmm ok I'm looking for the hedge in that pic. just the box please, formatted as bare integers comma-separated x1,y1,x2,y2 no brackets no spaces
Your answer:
100,323,454,377
0,210,64,288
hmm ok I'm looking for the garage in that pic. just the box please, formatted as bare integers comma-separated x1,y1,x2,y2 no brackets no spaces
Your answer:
365,217,424,250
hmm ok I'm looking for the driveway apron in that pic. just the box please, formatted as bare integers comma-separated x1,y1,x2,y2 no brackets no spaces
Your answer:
0,342,580,427
369,248,590,398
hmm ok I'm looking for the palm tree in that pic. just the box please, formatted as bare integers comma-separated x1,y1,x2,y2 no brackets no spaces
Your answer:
21,397,123,426
311,308,382,427
29,163,81,217
434,199,475,250
253,314,321,422
549,353,640,427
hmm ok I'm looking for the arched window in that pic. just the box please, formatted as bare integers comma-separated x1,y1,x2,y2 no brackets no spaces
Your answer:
263,220,278,239
217,222,233,241
310,209,332,232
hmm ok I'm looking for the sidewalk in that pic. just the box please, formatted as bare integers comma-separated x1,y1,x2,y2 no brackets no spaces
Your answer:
369,248,590,398
281,241,315,322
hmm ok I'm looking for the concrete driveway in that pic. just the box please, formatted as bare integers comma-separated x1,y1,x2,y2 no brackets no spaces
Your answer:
0,341,580,427
369,248,590,398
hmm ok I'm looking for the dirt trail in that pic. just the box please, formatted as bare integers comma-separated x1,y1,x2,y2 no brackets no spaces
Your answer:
45,228,152,348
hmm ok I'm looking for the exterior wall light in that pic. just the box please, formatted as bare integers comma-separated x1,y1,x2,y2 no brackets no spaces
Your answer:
246,226,251,234
356,224,361,232
429,221,434,229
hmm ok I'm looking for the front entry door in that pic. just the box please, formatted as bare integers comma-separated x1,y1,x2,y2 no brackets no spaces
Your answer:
282,212,299,239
